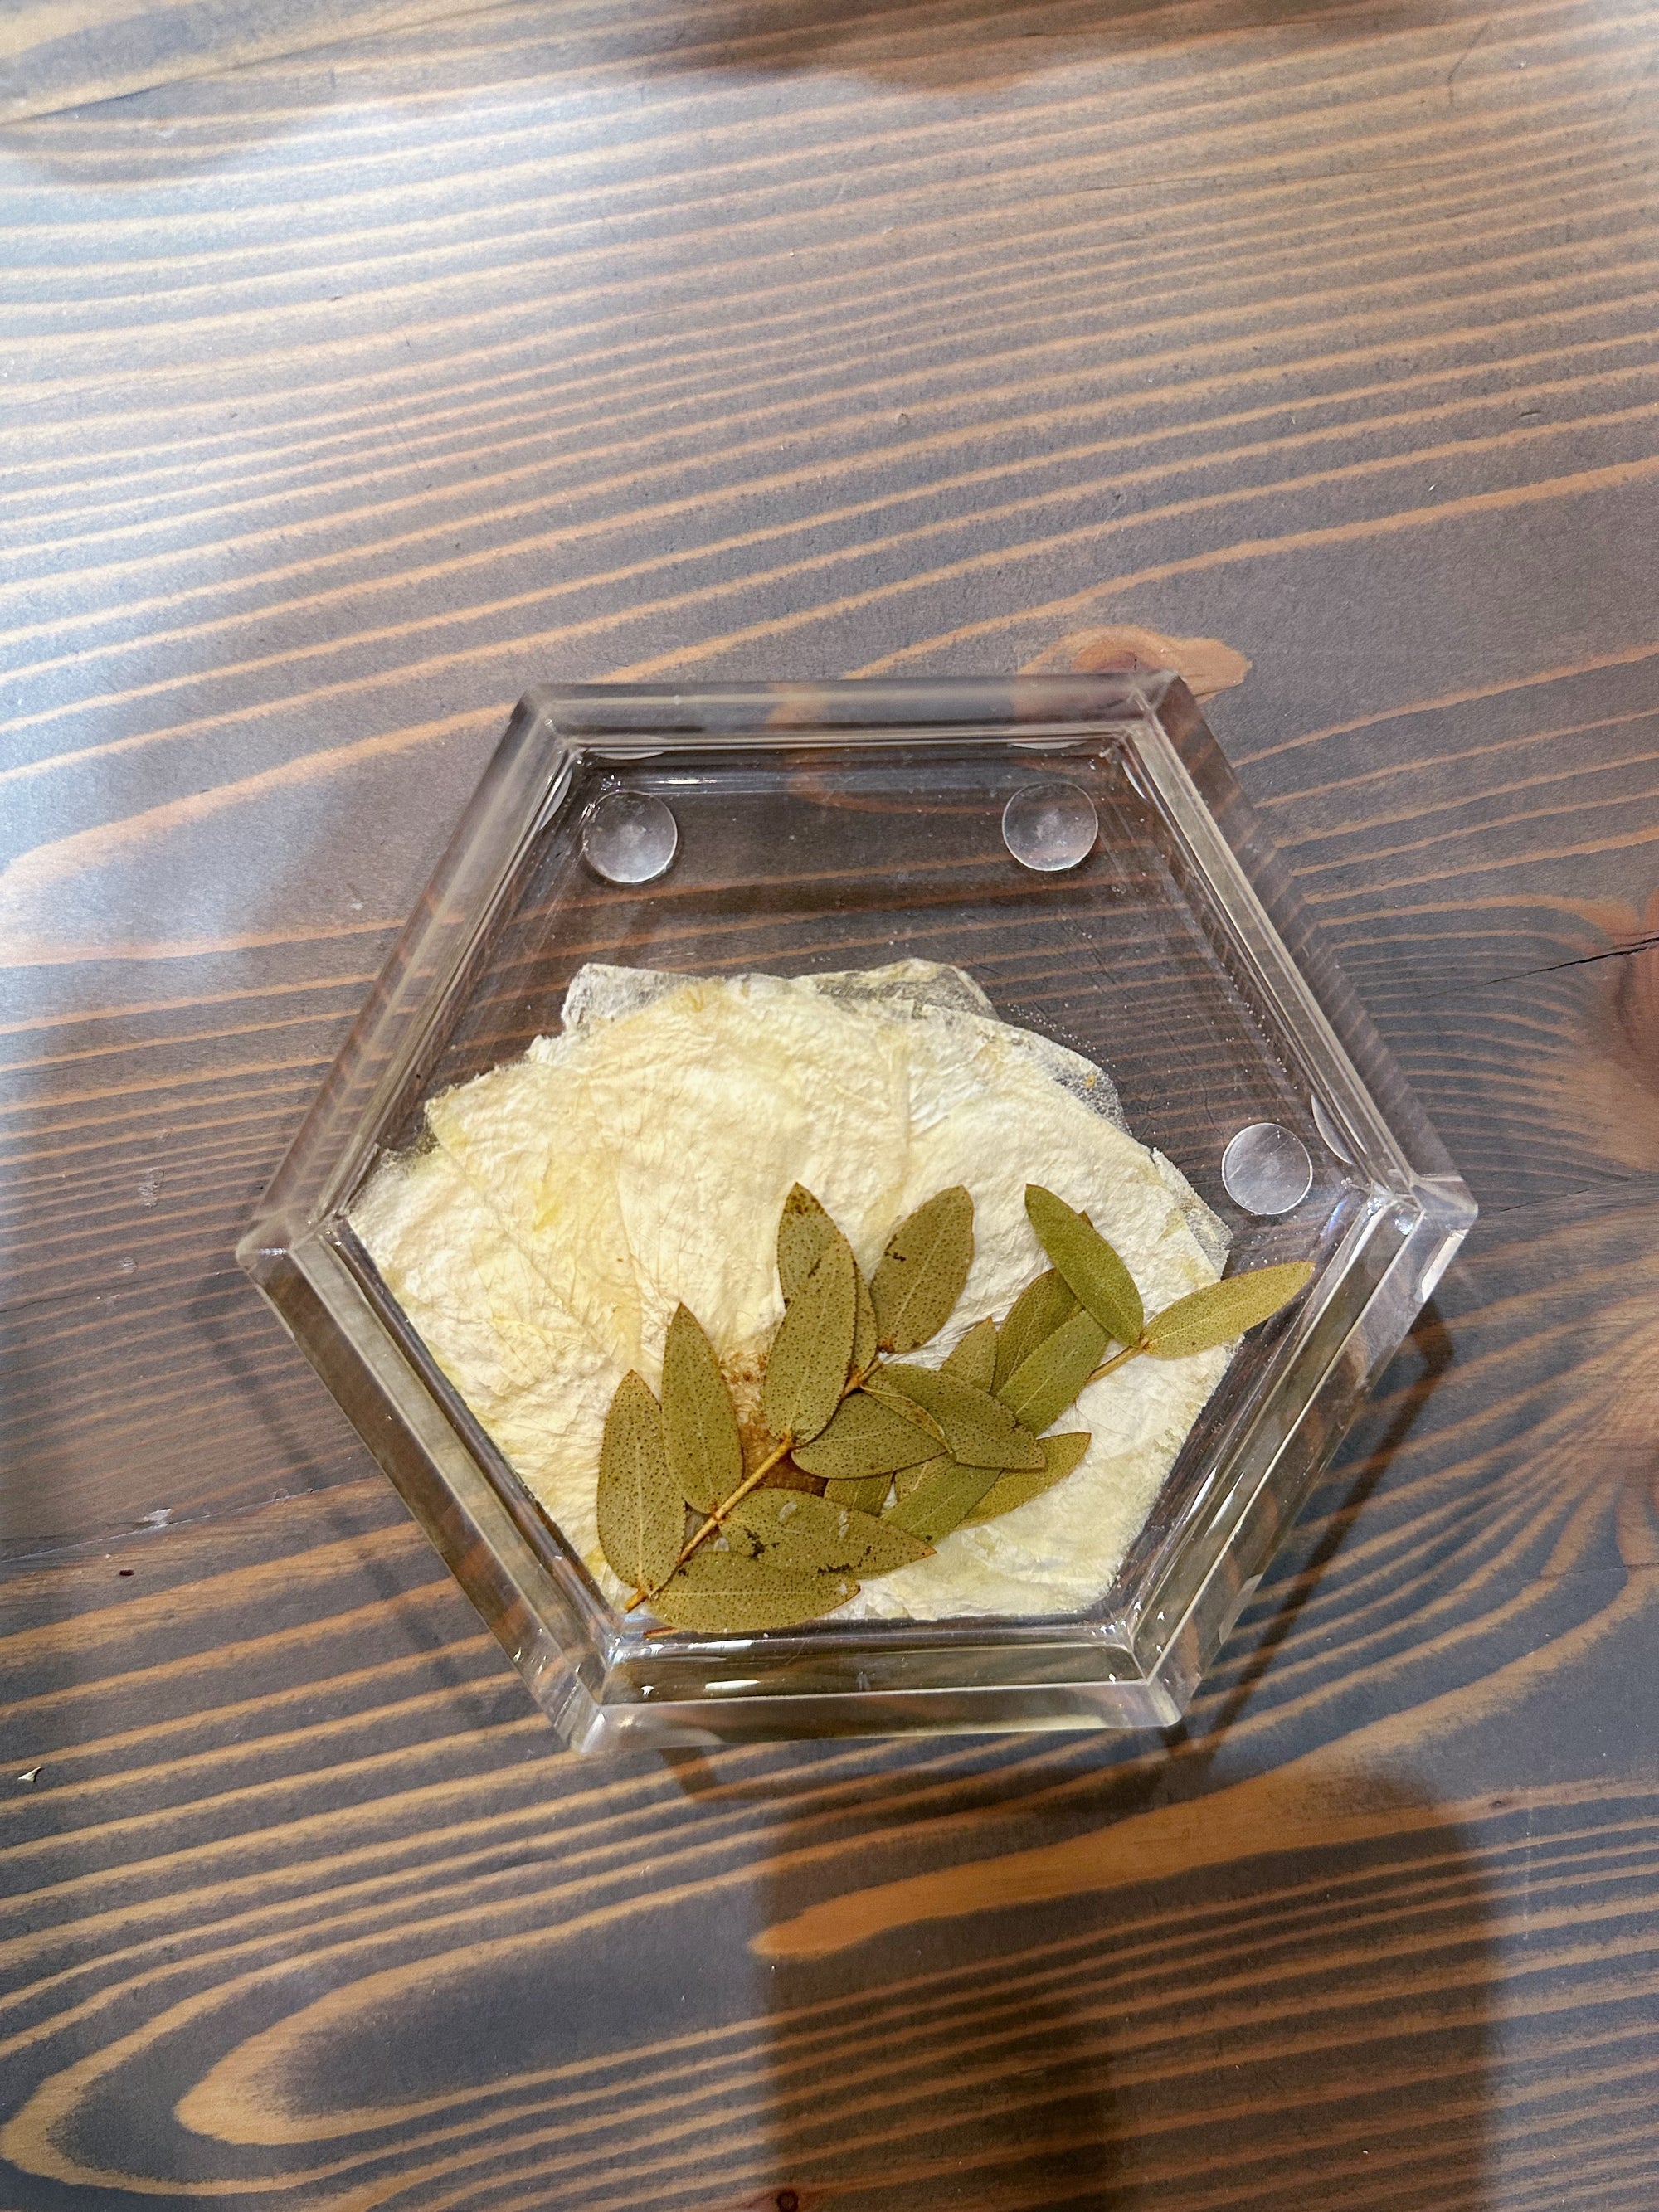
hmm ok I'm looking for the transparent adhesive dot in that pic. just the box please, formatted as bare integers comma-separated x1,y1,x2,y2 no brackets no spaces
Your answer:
1001,781,1098,873
581,791,679,885
1221,1122,1314,1215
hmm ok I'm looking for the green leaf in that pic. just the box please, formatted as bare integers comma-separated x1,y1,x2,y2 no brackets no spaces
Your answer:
596,1373,684,1592
762,1236,855,1445
850,1262,878,1380
995,1307,1110,1435
778,1183,877,1380
824,1473,892,1517
1144,1262,1315,1359
858,1368,947,1442
881,1364,1044,1470
870,1186,975,1354
648,1548,858,1631
760,1459,824,1495
891,1452,947,1506
777,1183,836,1303
941,1316,998,1392
726,1488,933,1577
792,1389,946,1480
993,1267,1079,1389
960,1432,1091,1525
1024,1185,1144,1346
660,1304,742,1513
885,1455,1004,1541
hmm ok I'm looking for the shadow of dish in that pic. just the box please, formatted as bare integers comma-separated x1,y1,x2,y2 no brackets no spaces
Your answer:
716,1280,1489,2207
658,1298,1490,2209
1200,1294,1457,1742
0,1277,1491,2210
570,0,1450,95
742,1762,1496,2210
15,1757,1491,2211
2,0,1452,156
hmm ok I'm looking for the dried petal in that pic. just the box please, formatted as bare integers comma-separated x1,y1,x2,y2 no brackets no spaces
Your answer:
648,1548,858,1631
661,1304,742,1513
960,1432,1091,1525
993,1267,1079,1389
995,1307,1110,1435
1024,1185,1144,1347
870,1186,975,1354
762,1237,856,1445
1144,1262,1314,1359
881,1364,1044,1470
596,1373,684,1592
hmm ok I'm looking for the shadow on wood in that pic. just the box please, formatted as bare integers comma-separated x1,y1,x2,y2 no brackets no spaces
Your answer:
741,1763,1496,2209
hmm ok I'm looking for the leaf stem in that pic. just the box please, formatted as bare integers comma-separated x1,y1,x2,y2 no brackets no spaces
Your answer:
626,1321,893,1616
625,1434,795,1612
1085,1339,1147,1387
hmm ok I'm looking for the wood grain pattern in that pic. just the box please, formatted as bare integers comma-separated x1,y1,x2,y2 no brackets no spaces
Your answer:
3,0,1658,2199
0,0,508,128
3,1189,1657,2206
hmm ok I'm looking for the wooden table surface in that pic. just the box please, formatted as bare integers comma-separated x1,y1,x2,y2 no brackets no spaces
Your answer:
3,0,1658,2204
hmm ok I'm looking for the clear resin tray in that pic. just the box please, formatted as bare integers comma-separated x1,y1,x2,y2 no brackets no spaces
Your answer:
238,677,1475,1750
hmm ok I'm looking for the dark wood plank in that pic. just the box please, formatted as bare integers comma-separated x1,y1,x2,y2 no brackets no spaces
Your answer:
4,0,1659,2198
8,668,1655,1548
0,0,508,128
1233,653,1659,1210
5,778,1652,1552
2,1184,1655,2208
0,1273,372,1561
7,0,1657,1324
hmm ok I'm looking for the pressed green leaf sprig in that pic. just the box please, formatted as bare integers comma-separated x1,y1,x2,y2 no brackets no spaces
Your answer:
886,1455,1004,1542
870,1186,974,1354
1143,1264,1316,1358
596,1373,684,1597
995,1306,1110,1437
605,1176,1312,1631
1024,1185,1144,1347
648,1548,860,1632
661,1304,742,1513
762,1236,856,1446
792,1388,944,1480
992,1269,1078,1389
780,1183,878,1378
878,1364,1045,1471
776,1183,837,1304
961,1432,1092,1526
727,1488,934,1577
942,1316,999,1391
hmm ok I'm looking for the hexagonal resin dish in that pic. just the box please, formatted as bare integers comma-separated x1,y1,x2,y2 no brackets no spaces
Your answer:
238,677,1475,1750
